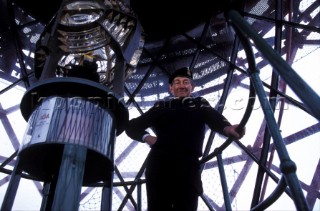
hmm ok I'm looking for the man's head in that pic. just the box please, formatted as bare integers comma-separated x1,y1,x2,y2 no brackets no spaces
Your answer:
169,67,195,97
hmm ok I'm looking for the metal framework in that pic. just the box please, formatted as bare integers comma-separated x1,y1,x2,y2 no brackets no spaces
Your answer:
0,0,320,210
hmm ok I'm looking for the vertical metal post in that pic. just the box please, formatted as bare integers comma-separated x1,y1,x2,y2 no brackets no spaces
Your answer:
51,145,87,210
0,157,22,211
217,153,232,211
137,178,142,211
101,182,113,211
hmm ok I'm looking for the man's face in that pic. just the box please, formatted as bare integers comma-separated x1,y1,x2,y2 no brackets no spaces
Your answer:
169,77,195,97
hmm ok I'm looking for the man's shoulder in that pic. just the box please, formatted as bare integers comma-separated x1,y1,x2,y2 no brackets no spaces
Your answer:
153,98,170,108
152,96,210,106
193,96,213,108
191,96,209,104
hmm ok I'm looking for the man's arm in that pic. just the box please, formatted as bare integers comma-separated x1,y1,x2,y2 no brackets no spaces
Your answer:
125,102,161,142
199,97,245,139
125,117,150,142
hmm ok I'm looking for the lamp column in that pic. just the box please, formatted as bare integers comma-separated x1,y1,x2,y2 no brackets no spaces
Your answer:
1,0,144,210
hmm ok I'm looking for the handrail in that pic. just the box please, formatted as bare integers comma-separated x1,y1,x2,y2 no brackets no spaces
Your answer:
251,177,287,211
233,139,293,198
226,9,310,211
226,10,320,121
199,79,254,210
200,35,256,165
199,11,257,210
200,78,255,165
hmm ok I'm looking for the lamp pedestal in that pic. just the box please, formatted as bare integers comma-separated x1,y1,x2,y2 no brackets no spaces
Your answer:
2,78,128,210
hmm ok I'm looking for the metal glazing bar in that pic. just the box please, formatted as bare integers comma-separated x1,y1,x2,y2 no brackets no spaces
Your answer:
226,10,320,121
226,9,309,210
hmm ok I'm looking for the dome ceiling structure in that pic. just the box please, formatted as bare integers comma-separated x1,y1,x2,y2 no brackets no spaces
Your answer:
0,0,320,210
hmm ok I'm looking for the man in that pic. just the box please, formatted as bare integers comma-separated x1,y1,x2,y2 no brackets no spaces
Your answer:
125,67,245,211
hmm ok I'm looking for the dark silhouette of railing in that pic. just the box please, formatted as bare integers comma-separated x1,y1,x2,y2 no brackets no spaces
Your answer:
198,9,316,211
